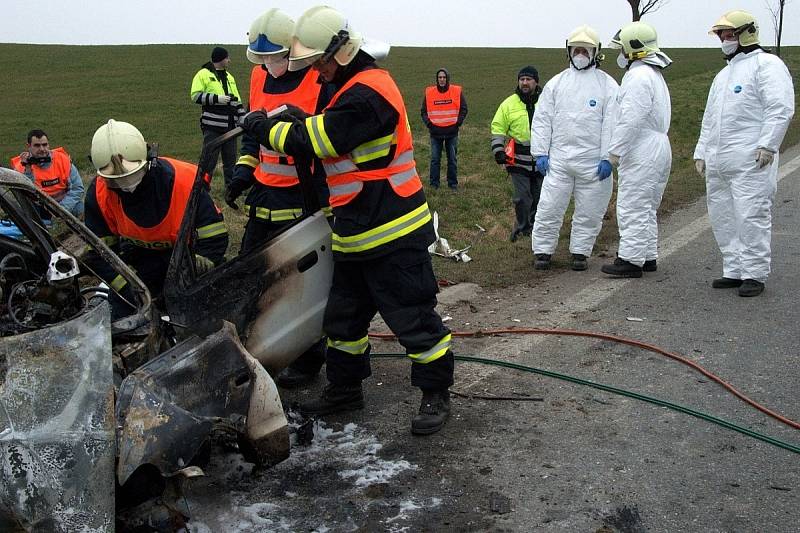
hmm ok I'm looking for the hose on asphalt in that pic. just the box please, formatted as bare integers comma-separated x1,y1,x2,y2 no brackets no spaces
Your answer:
370,352,800,455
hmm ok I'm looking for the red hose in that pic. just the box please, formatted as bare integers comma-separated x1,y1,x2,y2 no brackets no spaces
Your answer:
369,327,800,431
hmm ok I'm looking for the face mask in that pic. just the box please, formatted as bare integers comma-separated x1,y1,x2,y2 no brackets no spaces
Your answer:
721,40,739,56
266,57,289,77
617,53,629,69
572,55,591,70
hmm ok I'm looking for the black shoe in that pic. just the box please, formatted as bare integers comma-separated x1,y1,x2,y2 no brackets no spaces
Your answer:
571,254,588,271
275,367,319,389
738,279,764,297
534,253,551,270
411,390,451,435
448,184,458,191
712,277,743,289
643,259,657,272
300,383,364,416
429,182,439,190
601,258,643,278
509,230,519,243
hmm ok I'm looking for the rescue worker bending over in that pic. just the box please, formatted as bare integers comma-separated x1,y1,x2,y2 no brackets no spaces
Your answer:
226,8,334,388
240,5,455,436
84,120,228,316
11,129,85,218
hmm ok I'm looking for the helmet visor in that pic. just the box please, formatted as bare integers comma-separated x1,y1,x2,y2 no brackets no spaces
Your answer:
289,37,324,71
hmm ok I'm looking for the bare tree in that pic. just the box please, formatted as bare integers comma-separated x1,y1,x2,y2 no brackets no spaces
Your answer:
626,0,670,22
764,0,789,56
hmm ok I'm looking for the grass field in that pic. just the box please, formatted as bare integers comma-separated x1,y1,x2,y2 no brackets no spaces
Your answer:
1,44,798,286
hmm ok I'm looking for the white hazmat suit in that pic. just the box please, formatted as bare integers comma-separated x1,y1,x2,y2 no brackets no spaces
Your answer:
608,61,672,266
693,49,795,282
531,64,619,256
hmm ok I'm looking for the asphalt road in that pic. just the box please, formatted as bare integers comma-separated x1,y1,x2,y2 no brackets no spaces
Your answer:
185,146,800,533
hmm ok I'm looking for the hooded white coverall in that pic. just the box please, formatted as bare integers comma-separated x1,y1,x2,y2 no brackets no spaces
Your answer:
531,65,619,256
608,61,672,266
693,49,795,282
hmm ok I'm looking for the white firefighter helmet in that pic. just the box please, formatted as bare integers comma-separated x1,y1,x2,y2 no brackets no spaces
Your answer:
567,24,600,51
709,10,760,47
246,8,295,64
288,5,363,71
610,21,660,60
90,120,148,187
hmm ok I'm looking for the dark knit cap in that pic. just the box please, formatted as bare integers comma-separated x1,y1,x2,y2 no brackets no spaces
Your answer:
518,65,539,82
211,46,229,62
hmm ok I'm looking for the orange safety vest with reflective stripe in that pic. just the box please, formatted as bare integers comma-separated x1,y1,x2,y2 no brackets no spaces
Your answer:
424,85,462,128
94,157,194,249
11,147,72,201
250,66,320,187
322,69,422,208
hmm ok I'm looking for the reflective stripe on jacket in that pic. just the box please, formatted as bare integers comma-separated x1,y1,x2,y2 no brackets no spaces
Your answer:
11,147,71,201
424,85,462,127
250,66,321,187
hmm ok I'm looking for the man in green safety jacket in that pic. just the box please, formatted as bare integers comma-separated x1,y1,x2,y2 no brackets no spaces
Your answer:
239,5,454,436
491,66,544,242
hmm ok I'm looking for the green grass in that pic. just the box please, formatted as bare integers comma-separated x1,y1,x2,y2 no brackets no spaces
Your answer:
1,44,798,286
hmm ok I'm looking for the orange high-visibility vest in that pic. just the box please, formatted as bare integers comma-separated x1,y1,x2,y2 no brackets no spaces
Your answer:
94,158,195,248
11,147,72,201
322,69,422,208
424,85,462,128
250,66,321,187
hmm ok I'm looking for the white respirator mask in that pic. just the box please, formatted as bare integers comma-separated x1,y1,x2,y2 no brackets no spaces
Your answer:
616,53,629,69
721,39,739,56
265,55,289,78
572,54,592,70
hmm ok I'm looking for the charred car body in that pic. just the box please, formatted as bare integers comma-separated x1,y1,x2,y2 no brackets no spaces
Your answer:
0,158,333,531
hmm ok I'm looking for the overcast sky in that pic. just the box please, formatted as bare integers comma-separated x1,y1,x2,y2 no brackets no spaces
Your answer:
2,0,796,48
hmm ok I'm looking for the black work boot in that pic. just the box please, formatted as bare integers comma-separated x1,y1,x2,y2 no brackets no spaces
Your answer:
275,367,319,389
712,277,743,289
509,230,519,243
643,259,657,272
601,257,643,278
411,390,451,435
300,383,364,416
533,254,551,270
571,254,588,271
738,279,764,297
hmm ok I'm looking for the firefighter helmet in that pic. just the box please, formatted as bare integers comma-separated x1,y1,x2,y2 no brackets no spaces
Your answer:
610,21,660,60
246,8,295,64
709,10,760,47
90,120,148,183
288,5,363,71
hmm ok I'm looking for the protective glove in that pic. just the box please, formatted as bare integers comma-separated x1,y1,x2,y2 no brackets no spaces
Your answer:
755,148,774,169
216,94,232,105
535,156,549,175
275,103,310,122
494,150,507,165
608,154,620,168
694,159,706,177
224,183,245,210
596,160,613,181
194,254,215,275
241,110,273,145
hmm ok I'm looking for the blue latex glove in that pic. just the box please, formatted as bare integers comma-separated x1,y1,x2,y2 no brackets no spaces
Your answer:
597,159,613,181
535,156,550,175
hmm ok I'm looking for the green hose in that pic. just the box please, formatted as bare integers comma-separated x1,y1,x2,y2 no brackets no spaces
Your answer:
371,352,800,455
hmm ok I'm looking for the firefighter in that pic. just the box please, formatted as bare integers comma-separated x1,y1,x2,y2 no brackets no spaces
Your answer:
490,66,543,242
240,5,454,435
11,129,85,218
84,120,228,316
225,8,334,388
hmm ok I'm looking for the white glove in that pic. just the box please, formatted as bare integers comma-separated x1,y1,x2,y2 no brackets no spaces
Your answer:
608,154,620,167
216,94,232,105
694,159,705,176
755,148,774,169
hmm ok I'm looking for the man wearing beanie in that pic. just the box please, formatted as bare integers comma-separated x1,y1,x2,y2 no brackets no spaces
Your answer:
421,68,468,190
190,46,245,187
490,66,543,242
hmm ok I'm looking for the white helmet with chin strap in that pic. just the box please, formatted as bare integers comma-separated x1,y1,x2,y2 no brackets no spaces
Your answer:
566,24,601,70
90,119,149,191
288,5,363,72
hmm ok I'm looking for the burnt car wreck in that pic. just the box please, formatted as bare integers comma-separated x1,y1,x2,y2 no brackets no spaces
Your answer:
0,156,333,531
